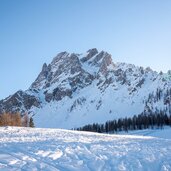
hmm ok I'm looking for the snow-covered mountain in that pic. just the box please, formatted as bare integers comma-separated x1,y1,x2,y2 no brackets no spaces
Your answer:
0,48,171,128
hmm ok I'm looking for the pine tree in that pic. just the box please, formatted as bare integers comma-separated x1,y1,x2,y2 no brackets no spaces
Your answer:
29,117,35,127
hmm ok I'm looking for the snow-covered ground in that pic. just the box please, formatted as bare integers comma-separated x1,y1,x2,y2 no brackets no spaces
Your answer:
0,127,171,171
119,126,171,139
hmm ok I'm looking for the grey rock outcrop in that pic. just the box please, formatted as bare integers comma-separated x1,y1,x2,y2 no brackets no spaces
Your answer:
0,90,40,114
80,48,98,63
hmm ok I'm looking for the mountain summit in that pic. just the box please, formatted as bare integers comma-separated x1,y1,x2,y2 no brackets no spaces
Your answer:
0,49,171,128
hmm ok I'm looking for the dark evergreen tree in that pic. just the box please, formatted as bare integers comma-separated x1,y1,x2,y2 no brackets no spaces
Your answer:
29,117,35,128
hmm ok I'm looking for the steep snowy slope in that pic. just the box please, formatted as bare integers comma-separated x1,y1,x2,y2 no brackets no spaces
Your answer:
0,127,171,171
0,48,171,128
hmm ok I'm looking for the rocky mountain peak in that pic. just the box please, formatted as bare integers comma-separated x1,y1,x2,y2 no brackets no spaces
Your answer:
31,49,116,90
42,63,48,72
80,48,98,63
87,48,98,55
31,62,51,89
51,51,69,65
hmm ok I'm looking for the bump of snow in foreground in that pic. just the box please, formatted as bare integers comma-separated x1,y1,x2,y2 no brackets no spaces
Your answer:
0,127,171,171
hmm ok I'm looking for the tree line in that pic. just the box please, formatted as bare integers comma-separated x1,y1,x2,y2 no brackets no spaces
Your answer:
0,112,34,127
74,112,171,133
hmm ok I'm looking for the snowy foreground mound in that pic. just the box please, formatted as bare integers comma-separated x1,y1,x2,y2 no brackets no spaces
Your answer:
0,127,171,171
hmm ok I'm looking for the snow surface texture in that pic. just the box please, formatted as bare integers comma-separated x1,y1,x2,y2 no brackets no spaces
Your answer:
1,48,171,129
0,127,171,171
120,126,171,139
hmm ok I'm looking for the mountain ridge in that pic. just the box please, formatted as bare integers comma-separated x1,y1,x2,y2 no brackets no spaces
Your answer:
0,48,171,128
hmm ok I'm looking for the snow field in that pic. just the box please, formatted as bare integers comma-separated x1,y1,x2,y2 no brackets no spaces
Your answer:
0,127,171,171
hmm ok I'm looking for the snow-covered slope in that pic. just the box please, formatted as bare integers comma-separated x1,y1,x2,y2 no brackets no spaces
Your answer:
0,127,171,171
0,48,171,128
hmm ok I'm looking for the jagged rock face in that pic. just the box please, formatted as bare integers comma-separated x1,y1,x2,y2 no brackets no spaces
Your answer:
31,63,51,89
45,88,72,102
31,51,94,90
0,90,40,114
98,53,114,75
80,48,98,63
0,48,171,129
31,50,98,104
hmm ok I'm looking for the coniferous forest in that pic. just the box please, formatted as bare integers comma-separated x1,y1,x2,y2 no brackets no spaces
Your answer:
75,112,171,133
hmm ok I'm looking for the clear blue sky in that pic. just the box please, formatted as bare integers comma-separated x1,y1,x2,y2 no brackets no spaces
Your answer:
0,0,171,99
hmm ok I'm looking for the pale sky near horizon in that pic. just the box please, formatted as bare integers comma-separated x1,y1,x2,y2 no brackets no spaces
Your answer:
0,0,171,99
